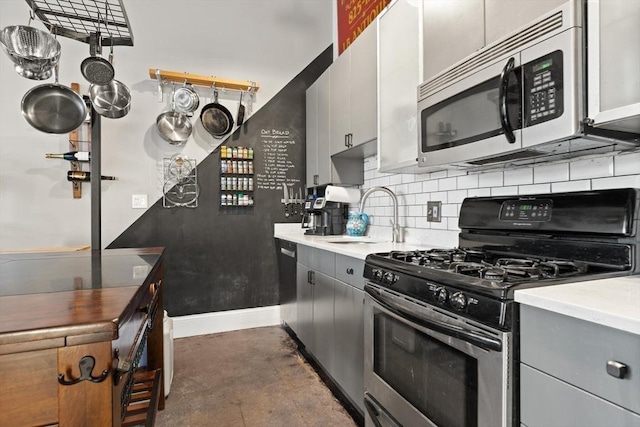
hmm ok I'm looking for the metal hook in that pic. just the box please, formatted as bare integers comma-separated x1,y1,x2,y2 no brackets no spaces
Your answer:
58,355,109,386
156,69,163,102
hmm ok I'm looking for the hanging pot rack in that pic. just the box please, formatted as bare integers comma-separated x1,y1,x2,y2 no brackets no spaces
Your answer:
150,68,260,94
24,0,134,46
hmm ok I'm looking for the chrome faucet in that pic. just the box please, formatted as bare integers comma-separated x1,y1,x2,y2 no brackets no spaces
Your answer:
359,186,402,242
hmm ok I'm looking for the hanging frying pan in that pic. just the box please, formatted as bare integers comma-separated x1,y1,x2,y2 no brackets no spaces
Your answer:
80,33,114,85
200,87,234,138
236,90,245,126
21,62,87,134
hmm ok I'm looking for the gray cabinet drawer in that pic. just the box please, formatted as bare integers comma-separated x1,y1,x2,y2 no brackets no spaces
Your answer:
521,364,640,426
520,305,640,413
335,255,365,290
298,245,335,277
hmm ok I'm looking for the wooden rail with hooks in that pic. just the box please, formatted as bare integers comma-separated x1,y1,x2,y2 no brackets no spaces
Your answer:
149,69,260,92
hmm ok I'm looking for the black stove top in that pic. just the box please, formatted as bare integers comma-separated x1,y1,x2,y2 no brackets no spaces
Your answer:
364,188,639,330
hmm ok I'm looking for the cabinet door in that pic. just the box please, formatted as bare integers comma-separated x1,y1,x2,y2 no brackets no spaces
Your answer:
423,0,484,81
330,51,351,155
296,263,313,348
378,0,422,172
587,0,640,132
333,282,365,412
349,21,378,148
312,271,335,377
305,79,319,188
315,71,334,186
485,0,566,45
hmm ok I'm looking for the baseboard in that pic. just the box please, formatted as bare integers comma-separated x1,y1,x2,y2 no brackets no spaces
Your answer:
172,305,281,339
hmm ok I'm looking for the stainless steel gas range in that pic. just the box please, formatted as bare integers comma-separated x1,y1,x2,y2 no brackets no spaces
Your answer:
363,188,639,427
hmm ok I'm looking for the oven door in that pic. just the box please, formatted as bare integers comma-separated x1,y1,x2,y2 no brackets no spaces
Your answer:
364,283,513,427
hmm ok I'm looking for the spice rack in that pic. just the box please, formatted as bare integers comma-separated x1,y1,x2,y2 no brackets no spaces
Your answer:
219,145,254,208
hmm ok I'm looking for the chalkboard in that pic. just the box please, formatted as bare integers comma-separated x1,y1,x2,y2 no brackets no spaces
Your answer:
108,46,333,317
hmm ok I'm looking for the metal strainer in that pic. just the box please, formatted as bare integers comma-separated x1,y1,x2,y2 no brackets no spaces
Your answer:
0,25,61,80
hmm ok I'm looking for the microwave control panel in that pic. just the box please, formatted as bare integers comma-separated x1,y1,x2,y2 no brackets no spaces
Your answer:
524,50,564,126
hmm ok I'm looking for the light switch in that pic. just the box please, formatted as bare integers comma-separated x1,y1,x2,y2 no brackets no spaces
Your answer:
132,194,148,209
427,201,442,222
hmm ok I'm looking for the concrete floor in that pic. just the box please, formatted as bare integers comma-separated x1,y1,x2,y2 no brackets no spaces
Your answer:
156,326,358,427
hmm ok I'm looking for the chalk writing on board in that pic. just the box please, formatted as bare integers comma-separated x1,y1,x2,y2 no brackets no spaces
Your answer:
256,128,301,190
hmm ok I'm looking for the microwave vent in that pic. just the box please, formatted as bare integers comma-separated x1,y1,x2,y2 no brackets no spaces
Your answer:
420,10,564,99
466,150,546,166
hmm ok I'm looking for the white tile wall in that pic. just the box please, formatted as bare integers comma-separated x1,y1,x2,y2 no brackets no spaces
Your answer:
360,150,640,247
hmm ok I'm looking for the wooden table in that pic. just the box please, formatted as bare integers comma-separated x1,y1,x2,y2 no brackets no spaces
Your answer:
0,247,165,427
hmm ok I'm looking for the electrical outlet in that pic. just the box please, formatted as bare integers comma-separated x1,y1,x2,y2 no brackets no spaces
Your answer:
132,194,148,209
427,201,442,222
133,265,149,279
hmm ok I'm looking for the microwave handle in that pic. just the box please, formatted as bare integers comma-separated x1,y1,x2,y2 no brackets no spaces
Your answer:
499,57,516,144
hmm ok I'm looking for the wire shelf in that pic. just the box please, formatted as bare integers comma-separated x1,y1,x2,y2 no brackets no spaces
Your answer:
25,0,134,46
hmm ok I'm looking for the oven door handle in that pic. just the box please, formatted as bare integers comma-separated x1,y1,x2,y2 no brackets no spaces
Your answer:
364,392,402,427
365,286,503,352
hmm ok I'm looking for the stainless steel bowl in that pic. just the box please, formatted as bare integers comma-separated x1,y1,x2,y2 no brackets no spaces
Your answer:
0,26,61,80
89,79,131,119
156,110,192,145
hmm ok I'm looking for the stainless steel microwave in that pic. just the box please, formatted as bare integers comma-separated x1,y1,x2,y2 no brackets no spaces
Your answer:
417,0,638,170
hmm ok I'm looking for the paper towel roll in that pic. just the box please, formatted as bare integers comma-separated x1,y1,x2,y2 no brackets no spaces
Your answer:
325,185,361,203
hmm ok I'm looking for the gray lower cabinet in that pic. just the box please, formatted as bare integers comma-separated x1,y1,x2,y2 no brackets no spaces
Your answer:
294,244,365,414
520,305,640,426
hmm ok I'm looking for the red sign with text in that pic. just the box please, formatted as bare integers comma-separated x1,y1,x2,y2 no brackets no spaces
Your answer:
337,0,390,55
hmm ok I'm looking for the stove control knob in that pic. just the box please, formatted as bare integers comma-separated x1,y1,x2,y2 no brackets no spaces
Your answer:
383,272,396,285
435,287,448,305
451,292,467,310
373,269,384,281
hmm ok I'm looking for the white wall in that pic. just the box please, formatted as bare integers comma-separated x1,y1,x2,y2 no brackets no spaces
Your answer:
361,151,640,247
0,0,333,251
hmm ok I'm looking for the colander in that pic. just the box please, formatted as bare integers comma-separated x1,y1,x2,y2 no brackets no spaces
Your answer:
0,25,61,80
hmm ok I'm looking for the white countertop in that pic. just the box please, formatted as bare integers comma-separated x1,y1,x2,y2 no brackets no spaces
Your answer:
515,276,640,335
274,223,434,260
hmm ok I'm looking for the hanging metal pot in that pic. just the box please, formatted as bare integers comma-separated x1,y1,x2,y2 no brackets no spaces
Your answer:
21,62,87,134
173,82,199,114
156,84,192,145
89,79,131,119
200,87,234,138
80,33,114,85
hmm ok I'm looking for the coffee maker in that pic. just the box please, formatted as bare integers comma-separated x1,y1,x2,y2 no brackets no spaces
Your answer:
301,197,347,236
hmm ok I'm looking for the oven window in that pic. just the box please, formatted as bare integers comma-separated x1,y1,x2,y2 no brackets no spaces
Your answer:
374,312,478,427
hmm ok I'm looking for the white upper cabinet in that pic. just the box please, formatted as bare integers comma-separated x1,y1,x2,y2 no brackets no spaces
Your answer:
422,0,484,82
423,0,565,82
306,70,364,187
587,0,640,133
484,0,567,45
330,21,378,155
378,0,423,172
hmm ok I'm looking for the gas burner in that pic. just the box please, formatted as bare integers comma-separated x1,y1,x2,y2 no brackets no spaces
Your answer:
450,262,486,277
423,248,487,264
483,268,507,282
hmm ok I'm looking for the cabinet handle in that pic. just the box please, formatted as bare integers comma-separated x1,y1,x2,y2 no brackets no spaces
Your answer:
346,268,354,275
344,134,349,147
348,133,353,147
606,360,628,379
313,174,318,185
307,270,315,285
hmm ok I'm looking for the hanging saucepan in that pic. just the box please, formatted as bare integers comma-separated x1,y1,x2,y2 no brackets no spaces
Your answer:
156,84,192,145
200,87,234,139
80,33,114,85
89,79,131,119
173,82,199,115
21,61,87,134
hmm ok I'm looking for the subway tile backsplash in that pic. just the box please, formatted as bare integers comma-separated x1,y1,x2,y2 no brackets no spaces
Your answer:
361,150,640,246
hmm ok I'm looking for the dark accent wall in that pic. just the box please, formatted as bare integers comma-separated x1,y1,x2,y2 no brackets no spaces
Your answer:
108,46,333,317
